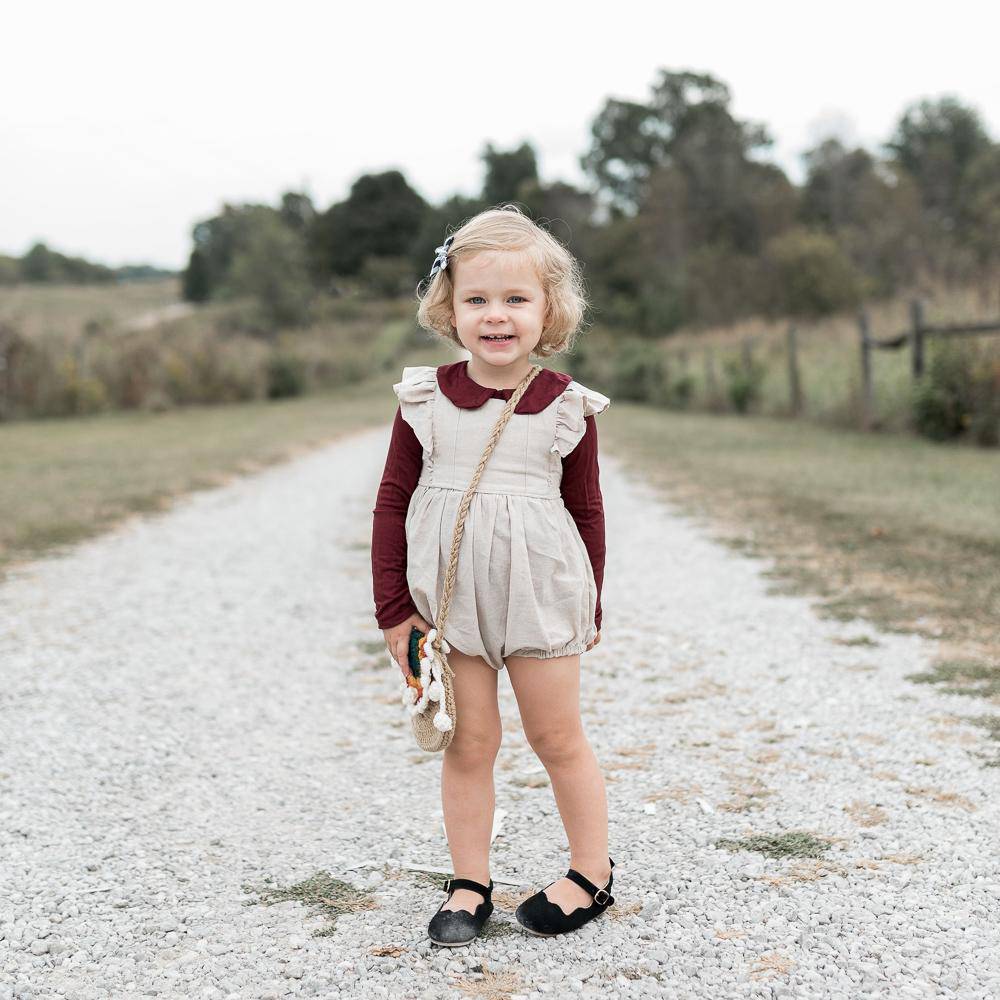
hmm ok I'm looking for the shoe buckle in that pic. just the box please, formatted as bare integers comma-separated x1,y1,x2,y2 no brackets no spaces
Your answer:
443,878,452,893
593,888,611,905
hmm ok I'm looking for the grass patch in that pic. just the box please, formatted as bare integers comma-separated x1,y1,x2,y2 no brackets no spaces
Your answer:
602,403,1000,709
242,871,378,937
833,634,881,648
714,831,834,859
964,714,1000,742
906,658,1000,699
0,345,455,576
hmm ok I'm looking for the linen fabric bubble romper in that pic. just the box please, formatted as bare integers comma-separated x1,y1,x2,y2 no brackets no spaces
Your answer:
394,365,610,672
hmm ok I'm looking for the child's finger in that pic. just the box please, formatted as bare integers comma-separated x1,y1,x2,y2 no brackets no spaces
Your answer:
395,637,411,675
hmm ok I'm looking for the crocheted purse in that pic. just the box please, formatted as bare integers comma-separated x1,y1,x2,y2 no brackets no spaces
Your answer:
403,363,543,752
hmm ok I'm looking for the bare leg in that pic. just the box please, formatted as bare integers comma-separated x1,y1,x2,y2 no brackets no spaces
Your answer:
505,652,611,915
438,647,502,914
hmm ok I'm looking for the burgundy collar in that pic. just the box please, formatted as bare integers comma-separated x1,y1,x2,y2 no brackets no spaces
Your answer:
437,360,571,414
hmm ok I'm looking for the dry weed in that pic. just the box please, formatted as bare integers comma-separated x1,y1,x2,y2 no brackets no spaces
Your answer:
452,960,524,999
844,800,889,826
755,859,847,886
750,952,796,979
903,786,977,811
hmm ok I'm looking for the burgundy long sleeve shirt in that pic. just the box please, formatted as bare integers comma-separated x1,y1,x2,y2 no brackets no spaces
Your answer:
371,361,606,635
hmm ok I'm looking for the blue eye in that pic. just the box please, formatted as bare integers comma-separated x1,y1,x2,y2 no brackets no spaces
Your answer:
467,295,527,304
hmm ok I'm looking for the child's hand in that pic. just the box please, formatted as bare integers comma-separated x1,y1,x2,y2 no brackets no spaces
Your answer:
383,613,434,680
585,630,601,652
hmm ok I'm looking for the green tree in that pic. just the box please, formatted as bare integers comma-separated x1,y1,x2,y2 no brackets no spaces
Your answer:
481,141,539,206
959,145,1000,268
800,137,925,295
219,211,314,331
279,190,316,235
409,194,489,284
762,226,864,317
580,69,774,218
21,243,55,282
182,247,211,302
884,96,992,232
308,170,427,282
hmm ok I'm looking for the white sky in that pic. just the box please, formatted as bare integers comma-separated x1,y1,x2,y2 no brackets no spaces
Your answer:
3,0,998,271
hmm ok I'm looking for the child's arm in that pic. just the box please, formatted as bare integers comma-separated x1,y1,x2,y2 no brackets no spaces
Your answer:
559,414,605,633
371,406,424,629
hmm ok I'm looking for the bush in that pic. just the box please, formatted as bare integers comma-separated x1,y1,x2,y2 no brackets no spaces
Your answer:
267,352,308,398
763,227,864,318
358,255,415,299
666,373,696,408
609,338,667,402
910,339,984,442
968,357,1000,446
723,355,766,413
911,380,964,440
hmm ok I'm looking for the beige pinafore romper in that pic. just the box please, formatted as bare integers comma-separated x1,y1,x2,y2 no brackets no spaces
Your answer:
394,365,611,672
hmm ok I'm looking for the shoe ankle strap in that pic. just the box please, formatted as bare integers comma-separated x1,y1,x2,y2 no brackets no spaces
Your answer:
443,876,493,898
565,857,615,906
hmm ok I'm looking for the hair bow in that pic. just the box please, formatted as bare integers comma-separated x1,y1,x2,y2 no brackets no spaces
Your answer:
428,234,455,278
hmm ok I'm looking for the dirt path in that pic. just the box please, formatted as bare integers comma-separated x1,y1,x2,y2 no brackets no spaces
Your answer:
1,423,997,999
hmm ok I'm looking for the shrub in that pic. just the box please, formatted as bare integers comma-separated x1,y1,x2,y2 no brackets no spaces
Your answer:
723,354,766,413
764,227,864,318
267,352,308,398
610,338,667,402
910,339,982,442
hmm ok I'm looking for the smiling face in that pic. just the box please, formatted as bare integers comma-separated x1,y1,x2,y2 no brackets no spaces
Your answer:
449,250,547,385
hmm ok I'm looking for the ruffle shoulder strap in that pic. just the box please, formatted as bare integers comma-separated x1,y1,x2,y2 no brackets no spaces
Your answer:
392,365,437,453
551,380,611,458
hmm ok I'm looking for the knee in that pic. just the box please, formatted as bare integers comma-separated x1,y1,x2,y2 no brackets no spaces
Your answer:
526,724,586,767
445,725,502,765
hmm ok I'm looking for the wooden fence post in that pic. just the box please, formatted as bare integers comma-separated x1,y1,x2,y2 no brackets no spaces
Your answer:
858,310,874,430
786,324,803,416
910,299,925,379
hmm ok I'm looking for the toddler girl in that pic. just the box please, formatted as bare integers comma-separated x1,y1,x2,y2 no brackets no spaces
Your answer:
371,204,615,945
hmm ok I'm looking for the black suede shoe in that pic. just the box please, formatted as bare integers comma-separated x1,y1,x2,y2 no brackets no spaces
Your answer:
427,876,495,947
514,857,615,937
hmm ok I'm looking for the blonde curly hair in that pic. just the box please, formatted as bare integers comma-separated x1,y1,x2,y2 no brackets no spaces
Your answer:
415,204,588,359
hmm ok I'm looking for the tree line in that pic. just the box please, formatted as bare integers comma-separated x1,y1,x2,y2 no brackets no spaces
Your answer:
182,70,999,335
0,242,173,285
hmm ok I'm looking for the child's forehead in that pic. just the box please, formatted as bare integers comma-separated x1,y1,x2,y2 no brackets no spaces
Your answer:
453,249,542,287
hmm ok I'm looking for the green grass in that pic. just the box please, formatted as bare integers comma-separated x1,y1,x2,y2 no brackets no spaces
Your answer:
906,659,1000,699
242,871,378,937
0,277,184,338
601,402,1000,683
714,831,834,859
0,373,399,574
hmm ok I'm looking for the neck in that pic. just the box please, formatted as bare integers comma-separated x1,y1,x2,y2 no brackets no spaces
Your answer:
466,359,534,391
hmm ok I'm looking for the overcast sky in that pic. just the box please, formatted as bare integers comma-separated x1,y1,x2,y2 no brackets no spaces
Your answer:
4,0,998,272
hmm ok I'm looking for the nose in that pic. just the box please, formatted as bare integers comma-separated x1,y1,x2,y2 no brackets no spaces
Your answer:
485,300,508,322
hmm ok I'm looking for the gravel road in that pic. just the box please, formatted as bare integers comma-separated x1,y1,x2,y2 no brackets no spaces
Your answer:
2,422,998,999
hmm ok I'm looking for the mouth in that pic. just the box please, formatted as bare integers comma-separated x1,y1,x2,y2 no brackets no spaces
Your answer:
481,334,516,344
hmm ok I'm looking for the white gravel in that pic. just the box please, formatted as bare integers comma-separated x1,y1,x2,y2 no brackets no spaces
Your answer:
2,422,999,1000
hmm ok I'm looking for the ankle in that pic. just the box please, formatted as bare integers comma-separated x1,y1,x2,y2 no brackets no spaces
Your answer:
570,860,611,883
453,871,492,887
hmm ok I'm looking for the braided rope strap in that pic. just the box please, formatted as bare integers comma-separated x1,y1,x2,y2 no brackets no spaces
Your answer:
411,363,543,752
